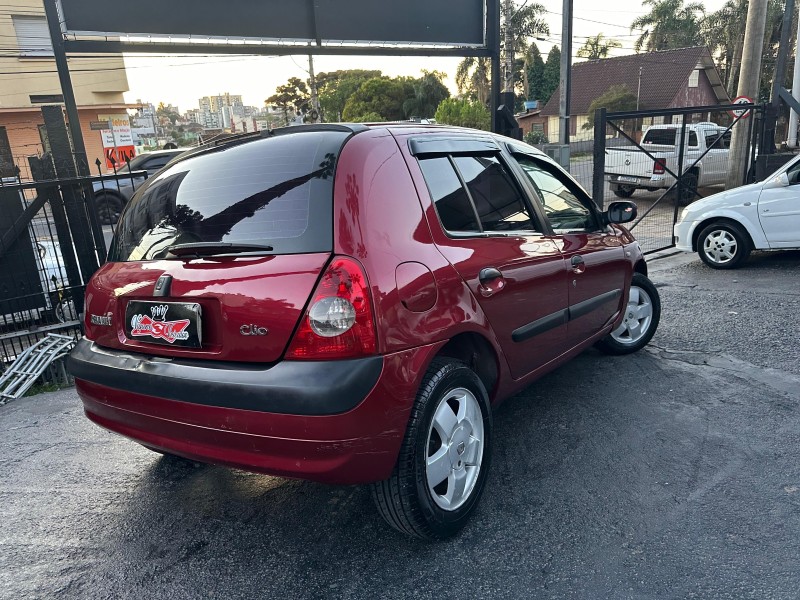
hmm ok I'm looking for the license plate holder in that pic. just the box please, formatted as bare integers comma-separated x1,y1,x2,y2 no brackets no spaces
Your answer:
616,176,640,184
125,301,202,348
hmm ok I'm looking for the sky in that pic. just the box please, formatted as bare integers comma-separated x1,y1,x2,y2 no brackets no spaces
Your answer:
121,0,731,112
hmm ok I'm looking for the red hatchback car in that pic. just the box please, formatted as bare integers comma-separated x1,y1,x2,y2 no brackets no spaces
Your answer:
68,124,660,539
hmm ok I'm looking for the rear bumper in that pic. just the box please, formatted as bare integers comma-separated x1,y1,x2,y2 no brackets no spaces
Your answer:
70,339,442,484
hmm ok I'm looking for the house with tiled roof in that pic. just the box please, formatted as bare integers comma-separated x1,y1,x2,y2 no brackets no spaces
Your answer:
538,46,730,142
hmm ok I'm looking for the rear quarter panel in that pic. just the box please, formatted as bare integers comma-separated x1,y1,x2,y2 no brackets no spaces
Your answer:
333,129,507,385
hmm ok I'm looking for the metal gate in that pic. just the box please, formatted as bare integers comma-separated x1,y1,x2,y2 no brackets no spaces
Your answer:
592,102,764,254
0,152,146,366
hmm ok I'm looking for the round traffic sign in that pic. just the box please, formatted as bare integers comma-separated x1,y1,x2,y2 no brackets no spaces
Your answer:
730,96,753,119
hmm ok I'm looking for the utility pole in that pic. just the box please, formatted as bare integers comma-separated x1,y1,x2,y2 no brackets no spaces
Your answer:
559,0,573,145
307,53,321,123
726,0,769,189
503,0,514,93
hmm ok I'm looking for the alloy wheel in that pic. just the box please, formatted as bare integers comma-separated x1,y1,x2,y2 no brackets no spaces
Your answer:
425,387,484,511
610,285,654,346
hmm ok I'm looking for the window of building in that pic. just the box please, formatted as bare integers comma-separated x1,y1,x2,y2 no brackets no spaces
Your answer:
12,16,53,57
688,69,700,88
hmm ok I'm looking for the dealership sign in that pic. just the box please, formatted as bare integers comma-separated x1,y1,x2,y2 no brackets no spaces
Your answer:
97,114,135,169
56,0,486,47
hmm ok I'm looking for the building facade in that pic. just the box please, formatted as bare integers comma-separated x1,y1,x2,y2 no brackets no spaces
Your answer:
0,0,132,178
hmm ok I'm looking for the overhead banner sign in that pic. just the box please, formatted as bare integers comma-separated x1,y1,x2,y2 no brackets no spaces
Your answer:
98,113,135,169
57,0,485,46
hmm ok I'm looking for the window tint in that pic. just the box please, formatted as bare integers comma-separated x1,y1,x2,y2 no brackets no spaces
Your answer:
513,155,595,231
642,129,676,145
109,131,348,261
418,156,479,232
688,131,698,147
452,155,537,232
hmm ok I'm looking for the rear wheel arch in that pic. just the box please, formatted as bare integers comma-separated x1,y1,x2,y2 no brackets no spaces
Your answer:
691,217,753,251
435,332,499,401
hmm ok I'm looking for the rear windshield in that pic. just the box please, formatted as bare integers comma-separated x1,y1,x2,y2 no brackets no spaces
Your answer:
642,129,676,145
108,131,349,261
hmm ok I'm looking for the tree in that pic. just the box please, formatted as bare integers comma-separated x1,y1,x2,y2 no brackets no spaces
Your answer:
541,46,561,105
434,98,491,130
455,57,491,105
582,84,638,130
403,71,451,118
631,0,705,52
315,70,382,122
457,1,549,105
266,77,310,125
576,34,622,59
523,42,546,101
702,0,794,99
342,77,415,121
349,112,385,123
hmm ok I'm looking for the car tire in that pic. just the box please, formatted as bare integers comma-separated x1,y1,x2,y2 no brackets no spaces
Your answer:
595,272,661,355
95,193,124,225
371,358,492,540
612,184,635,198
696,222,751,269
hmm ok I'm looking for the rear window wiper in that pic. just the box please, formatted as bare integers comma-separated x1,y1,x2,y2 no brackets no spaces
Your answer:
166,242,274,257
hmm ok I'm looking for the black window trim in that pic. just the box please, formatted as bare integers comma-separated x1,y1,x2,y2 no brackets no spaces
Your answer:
418,150,548,239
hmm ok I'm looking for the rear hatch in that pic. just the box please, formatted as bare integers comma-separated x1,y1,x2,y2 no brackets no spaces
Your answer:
85,129,351,363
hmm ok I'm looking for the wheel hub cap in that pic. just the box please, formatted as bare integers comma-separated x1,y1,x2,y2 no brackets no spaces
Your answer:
425,387,484,511
704,230,737,264
610,285,653,346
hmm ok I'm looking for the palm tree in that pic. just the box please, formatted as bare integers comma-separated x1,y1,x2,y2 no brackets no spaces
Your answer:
631,0,705,53
576,34,623,59
702,0,747,96
455,57,491,105
457,0,549,104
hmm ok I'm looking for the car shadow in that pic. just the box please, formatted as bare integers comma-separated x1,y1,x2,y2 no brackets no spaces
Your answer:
81,347,703,597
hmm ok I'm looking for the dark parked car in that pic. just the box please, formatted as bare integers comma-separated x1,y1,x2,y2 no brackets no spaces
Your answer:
68,124,661,539
92,149,186,224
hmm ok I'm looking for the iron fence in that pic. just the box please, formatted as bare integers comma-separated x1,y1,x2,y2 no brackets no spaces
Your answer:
583,103,765,254
0,154,146,366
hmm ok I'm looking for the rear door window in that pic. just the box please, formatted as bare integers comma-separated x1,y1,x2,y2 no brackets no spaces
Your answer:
452,155,537,232
642,129,676,145
109,131,349,261
418,153,540,234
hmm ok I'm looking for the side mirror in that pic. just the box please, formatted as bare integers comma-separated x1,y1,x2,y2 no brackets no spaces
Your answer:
764,171,790,189
779,172,791,187
605,201,637,224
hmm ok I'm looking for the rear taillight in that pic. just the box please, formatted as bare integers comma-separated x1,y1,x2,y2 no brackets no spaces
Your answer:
653,158,666,174
285,256,377,360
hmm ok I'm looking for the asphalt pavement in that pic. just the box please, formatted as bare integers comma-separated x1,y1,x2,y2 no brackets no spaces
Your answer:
1,250,799,599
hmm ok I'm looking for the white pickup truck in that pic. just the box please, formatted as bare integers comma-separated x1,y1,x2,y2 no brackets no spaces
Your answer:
605,123,731,202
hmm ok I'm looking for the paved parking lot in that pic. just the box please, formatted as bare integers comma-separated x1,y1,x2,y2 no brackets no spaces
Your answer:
1,250,799,599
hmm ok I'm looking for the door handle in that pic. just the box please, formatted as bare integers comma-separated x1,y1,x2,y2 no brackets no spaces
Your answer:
479,267,503,285
478,267,505,297
571,255,586,274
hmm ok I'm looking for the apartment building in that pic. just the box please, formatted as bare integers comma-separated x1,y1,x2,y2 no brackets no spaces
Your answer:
0,0,132,178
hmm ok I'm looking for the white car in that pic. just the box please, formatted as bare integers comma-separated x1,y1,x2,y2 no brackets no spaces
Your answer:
674,154,800,268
